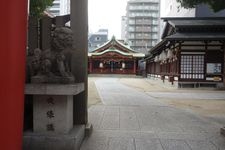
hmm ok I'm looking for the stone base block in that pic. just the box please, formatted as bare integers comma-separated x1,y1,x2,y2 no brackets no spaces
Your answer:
23,125,85,150
85,123,93,137
31,75,75,84
220,127,225,137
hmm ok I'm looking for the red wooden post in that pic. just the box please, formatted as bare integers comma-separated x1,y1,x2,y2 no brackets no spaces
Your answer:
89,59,93,73
0,0,27,149
133,59,136,74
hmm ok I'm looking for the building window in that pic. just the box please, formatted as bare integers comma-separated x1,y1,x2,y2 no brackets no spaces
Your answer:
180,55,204,79
95,36,101,41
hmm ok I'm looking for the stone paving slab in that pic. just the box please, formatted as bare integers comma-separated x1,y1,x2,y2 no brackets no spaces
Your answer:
120,109,140,130
157,132,213,141
88,111,104,130
108,138,135,150
81,136,108,150
160,139,191,150
209,135,225,150
186,140,217,150
135,138,164,150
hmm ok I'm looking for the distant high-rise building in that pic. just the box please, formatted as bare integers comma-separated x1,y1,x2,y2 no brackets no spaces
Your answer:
47,0,70,16
88,29,109,51
121,16,127,40
163,0,225,17
124,0,161,54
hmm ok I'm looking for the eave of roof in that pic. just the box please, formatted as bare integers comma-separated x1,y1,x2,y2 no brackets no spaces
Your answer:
115,39,138,53
147,17,225,60
149,39,168,54
91,36,138,53
166,32,225,41
161,17,225,21
88,49,145,58
163,18,225,28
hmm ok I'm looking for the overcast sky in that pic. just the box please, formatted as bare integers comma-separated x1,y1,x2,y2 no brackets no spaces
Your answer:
88,0,166,39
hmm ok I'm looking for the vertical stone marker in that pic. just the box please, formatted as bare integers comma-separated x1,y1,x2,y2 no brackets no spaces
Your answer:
33,95,73,134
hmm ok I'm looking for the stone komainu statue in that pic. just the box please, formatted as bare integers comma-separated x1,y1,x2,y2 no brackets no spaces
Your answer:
27,27,75,83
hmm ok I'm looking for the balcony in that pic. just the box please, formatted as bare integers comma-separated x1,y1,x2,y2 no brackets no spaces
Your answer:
136,20,152,25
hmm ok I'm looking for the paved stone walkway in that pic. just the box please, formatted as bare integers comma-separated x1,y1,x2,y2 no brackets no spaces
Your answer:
147,92,225,100
81,78,225,150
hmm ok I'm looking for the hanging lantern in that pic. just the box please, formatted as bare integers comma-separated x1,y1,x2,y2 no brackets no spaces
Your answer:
99,62,103,68
160,51,167,62
159,53,163,61
122,62,126,69
159,51,167,63
167,50,173,59
154,55,159,62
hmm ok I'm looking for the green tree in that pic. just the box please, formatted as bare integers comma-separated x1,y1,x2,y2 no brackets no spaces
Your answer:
176,0,225,12
30,0,54,18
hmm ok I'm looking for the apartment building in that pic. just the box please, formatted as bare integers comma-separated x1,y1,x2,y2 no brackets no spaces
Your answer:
124,0,160,54
121,16,127,40
163,0,225,17
47,0,70,16
88,29,109,51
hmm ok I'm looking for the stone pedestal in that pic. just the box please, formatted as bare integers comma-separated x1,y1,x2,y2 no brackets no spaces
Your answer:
221,127,225,137
24,83,85,150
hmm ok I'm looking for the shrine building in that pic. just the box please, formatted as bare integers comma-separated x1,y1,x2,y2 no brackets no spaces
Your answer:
88,36,145,74
145,18,225,88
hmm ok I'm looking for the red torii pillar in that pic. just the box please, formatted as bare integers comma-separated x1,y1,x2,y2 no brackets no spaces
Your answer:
0,0,27,150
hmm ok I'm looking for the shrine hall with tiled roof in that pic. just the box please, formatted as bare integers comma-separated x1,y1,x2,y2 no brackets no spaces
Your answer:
88,36,145,74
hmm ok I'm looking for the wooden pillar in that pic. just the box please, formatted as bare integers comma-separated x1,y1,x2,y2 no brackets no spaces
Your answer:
178,42,182,81
71,0,88,124
89,59,93,73
133,59,136,74
154,62,156,74
223,42,225,86
204,41,208,80
0,0,27,149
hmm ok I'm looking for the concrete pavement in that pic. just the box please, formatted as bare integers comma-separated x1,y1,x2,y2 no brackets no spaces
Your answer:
81,77,225,150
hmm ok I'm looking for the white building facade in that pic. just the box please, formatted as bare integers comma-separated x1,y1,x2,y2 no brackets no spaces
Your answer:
47,0,70,16
124,0,161,54
121,16,127,40
162,0,195,17
162,0,225,17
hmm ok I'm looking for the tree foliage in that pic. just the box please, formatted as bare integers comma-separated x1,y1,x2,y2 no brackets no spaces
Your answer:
30,0,54,18
176,0,225,12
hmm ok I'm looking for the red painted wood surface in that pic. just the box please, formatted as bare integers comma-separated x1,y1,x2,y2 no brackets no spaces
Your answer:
0,0,27,149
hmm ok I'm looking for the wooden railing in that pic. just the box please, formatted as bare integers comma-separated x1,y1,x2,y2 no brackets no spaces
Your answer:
90,68,135,74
